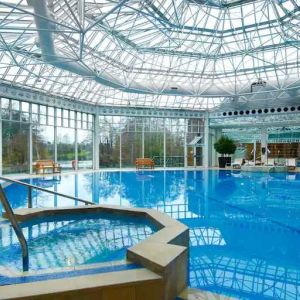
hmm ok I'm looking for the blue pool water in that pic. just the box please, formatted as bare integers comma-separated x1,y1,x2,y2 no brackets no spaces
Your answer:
1,170,300,299
0,212,156,272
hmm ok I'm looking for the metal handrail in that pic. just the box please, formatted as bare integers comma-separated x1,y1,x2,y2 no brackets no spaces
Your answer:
0,176,95,272
0,186,29,271
0,176,95,206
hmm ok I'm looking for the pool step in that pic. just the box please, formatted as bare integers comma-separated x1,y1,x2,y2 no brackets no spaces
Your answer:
177,288,236,300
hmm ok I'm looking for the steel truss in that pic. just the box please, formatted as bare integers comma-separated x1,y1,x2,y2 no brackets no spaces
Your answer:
0,0,300,109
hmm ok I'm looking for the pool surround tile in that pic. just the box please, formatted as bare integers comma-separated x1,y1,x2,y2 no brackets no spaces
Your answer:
0,268,163,300
1,205,189,300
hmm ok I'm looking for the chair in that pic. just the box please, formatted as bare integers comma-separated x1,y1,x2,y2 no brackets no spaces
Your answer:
35,160,61,174
135,158,155,169
244,160,255,166
231,158,244,169
265,158,275,166
286,158,297,170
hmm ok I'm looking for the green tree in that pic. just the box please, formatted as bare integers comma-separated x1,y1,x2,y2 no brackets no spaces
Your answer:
214,136,236,156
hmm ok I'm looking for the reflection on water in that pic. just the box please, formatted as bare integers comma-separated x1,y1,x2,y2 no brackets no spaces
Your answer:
0,213,156,272
2,170,300,299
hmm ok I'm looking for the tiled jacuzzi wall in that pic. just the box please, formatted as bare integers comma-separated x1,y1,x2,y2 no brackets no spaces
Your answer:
0,205,189,300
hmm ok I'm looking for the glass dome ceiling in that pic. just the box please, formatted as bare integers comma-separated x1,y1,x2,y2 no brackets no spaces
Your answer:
0,0,299,109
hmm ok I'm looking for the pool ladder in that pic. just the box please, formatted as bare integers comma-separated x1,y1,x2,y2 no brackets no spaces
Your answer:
0,176,95,272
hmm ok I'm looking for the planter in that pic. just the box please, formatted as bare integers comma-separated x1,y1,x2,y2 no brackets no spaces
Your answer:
218,157,231,168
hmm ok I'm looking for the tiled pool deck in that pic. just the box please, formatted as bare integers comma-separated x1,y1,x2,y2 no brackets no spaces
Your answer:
0,205,189,300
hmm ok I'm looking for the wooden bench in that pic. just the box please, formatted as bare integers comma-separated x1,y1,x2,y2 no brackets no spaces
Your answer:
35,160,61,174
135,158,155,169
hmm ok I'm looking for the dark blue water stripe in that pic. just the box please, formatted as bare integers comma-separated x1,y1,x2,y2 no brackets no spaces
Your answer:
0,263,141,286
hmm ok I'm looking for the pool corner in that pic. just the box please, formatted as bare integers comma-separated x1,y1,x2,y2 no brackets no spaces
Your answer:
0,205,189,300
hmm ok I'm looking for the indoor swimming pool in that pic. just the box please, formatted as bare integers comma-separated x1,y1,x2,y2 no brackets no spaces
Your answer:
1,170,300,299
0,213,156,272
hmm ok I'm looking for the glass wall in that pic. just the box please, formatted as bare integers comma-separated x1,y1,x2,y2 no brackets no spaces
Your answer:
57,127,75,170
1,97,94,174
98,116,204,168
121,132,143,167
186,118,205,167
165,119,185,167
0,96,206,174
32,125,54,161
1,99,30,174
222,126,300,165
2,121,30,174
99,116,120,168
78,129,93,169
144,132,164,167
144,118,164,167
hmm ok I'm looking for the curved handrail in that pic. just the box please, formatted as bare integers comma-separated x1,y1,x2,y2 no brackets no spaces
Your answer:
0,176,95,206
0,186,29,271
0,176,95,272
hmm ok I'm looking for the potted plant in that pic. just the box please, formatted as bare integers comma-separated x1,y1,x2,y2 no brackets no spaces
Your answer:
214,135,236,168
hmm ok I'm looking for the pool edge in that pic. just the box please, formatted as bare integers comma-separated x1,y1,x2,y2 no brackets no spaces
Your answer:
1,205,189,300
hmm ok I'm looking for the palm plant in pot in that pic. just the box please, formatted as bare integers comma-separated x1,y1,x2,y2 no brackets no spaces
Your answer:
214,135,236,168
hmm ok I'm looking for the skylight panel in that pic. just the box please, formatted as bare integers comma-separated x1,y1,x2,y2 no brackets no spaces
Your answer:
221,17,231,30
0,0,299,110
272,3,286,18
204,13,219,29
1,52,14,66
243,10,256,26
268,4,279,19
280,1,295,12
229,15,242,29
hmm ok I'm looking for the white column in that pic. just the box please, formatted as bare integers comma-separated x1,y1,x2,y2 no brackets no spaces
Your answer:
253,141,256,163
142,122,145,158
0,119,2,175
163,122,166,168
93,113,100,170
29,124,33,174
29,103,33,174
261,127,268,164
119,131,122,168
54,108,57,163
75,127,78,171
184,119,187,168
203,112,209,168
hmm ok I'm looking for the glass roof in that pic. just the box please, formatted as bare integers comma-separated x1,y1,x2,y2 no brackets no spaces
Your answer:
0,0,299,109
